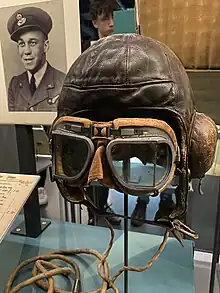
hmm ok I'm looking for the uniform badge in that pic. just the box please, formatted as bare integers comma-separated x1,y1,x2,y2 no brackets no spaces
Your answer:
48,95,59,105
16,13,26,26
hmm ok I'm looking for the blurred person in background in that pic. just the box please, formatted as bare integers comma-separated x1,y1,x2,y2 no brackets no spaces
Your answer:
86,0,121,225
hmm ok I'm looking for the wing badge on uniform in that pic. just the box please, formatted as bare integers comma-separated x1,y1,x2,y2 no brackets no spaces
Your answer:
47,95,60,105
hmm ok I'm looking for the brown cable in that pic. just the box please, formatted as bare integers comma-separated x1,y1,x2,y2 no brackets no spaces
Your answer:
4,218,169,293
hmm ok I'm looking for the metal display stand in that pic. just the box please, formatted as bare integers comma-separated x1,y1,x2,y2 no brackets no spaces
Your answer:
124,193,129,293
123,158,130,293
11,125,51,238
84,188,129,292
209,180,220,293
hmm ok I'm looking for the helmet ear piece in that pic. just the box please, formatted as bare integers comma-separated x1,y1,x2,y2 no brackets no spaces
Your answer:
188,112,218,179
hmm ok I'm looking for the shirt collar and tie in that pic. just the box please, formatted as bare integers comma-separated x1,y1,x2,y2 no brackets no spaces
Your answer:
27,61,48,95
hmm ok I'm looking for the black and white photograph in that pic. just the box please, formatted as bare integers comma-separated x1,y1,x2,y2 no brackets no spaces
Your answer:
0,0,81,125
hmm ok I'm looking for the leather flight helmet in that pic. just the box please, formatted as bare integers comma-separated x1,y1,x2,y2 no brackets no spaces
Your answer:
53,34,217,226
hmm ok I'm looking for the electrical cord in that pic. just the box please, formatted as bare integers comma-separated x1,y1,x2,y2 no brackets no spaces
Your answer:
4,218,169,293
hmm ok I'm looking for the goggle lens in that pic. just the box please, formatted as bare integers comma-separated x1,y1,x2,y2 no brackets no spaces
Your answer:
108,141,173,190
53,132,93,180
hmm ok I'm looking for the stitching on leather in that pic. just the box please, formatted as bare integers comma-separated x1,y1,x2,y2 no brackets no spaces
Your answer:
64,79,173,90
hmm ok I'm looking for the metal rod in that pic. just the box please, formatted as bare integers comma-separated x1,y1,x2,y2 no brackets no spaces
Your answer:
79,204,82,224
93,186,98,226
64,199,69,222
70,203,76,223
122,159,130,293
153,144,157,187
124,192,129,293
16,125,42,237
209,180,220,293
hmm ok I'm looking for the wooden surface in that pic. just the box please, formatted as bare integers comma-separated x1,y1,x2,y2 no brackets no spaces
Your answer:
139,1,220,69
0,173,40,243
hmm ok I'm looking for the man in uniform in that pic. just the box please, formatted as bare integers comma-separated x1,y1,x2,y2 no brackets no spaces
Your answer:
7,6,66,112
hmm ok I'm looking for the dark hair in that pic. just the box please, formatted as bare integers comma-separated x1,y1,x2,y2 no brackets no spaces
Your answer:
89,0,116,20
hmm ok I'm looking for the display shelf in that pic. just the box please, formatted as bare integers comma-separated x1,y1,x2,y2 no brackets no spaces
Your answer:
0,216,194,293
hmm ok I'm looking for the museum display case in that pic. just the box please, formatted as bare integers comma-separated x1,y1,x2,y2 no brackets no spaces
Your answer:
0,1,220,292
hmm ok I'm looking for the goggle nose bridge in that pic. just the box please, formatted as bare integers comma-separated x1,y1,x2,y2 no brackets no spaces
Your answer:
93,126,110,137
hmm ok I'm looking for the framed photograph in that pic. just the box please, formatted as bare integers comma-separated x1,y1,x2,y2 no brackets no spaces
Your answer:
0,0,81,125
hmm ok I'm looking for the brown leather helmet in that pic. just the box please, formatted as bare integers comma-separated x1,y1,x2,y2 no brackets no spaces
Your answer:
57,33,217,179
52,34,217,237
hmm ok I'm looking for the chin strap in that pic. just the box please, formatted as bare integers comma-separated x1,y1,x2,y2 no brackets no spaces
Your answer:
56,180,198,245
62,186,198,245
85,205,198,246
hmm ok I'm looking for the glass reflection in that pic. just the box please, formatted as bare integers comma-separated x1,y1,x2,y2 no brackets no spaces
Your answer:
111,143,171,187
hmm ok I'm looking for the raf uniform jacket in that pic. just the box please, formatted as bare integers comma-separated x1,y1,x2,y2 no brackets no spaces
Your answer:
8,63,66,112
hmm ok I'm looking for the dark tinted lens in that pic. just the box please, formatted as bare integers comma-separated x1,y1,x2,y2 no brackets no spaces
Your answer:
110,143,171,187
55,134,90,178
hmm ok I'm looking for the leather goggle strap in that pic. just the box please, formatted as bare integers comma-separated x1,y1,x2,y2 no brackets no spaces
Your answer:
53,116,92,129
49,116,92,143
113,118,178,150
52,117,178,150
52,116,114,138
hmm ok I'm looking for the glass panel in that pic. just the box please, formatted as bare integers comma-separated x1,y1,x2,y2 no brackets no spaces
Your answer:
110,143,171,187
